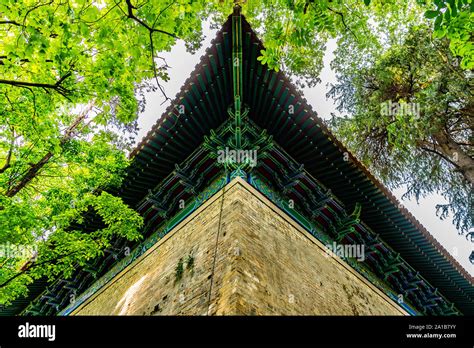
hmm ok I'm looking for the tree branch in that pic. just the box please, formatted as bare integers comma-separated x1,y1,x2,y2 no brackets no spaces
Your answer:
0,72,72,98
0,20,22,26
21,1,54,28
420,145,458,168
0,250,80,290
123,0,177,103
0,127,15,174
81,2,120,24
152,1,176,28
125,0,179,39
4,103,94,198
149,32,170,104
327,6,358,40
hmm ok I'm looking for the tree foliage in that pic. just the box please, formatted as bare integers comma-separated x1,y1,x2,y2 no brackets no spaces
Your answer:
0,0,214,306
241,0,430,87
328,25,473,242
424,0,474,69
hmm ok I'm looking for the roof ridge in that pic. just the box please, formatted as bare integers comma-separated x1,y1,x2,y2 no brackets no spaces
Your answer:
130,14,233,158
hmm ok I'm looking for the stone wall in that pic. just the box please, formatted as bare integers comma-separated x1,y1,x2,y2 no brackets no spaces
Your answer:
73,177,406,315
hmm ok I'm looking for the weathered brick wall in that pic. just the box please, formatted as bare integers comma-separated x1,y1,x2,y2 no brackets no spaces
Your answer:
73,178,406,315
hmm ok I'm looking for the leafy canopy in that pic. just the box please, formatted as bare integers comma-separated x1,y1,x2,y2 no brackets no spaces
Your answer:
329,25,473,243
424,0,474,69
0,0,215,306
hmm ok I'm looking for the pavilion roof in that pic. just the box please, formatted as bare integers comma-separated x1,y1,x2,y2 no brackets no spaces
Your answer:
123,7,473,314
2,6,472,316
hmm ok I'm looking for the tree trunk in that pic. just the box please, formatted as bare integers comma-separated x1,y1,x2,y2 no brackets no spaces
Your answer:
432,131,474,185
4,103,94,197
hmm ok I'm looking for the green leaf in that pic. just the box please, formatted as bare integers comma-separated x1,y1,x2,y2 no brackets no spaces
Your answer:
433,28,447,38
451,3,458,16
425,10,440,18
445,8,451,20
434,15,443,29
83,6,99,21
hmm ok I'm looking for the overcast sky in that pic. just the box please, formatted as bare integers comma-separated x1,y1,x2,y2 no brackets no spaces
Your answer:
134,23,473,275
